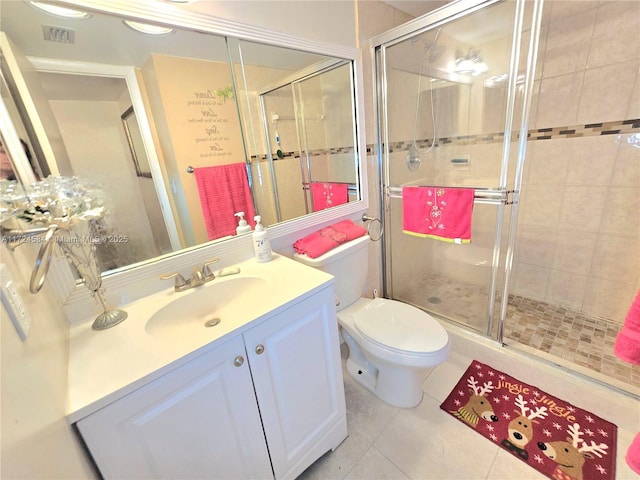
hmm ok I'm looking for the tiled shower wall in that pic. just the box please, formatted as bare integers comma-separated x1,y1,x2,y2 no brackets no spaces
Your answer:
512,0,640,324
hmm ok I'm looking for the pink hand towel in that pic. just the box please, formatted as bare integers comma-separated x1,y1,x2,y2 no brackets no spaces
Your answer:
311,182,349,211
613,289,640,365
293,219,366,258
194,163,256,240
402,186,475,243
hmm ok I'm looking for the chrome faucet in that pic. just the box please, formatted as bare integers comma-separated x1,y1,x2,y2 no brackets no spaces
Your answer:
160,272,189,292
160,258,220,292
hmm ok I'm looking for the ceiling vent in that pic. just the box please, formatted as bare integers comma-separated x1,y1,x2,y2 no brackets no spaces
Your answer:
42,25,75,44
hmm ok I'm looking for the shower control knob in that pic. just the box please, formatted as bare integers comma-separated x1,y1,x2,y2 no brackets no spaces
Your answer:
233,355,244,367
255,344,265,355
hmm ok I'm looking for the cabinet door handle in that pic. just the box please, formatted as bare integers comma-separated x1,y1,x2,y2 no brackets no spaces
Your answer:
233,355,244,367
255,344,265,355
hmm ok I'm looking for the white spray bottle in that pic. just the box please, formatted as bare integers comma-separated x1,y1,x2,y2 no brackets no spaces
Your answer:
252,215,272,263
235,212,251,235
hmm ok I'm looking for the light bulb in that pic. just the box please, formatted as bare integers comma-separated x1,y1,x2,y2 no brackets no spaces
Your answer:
29,1,90,19
123,21,174,35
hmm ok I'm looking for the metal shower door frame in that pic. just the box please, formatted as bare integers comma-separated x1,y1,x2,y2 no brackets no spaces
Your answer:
257,59,355,220
372,0,544,341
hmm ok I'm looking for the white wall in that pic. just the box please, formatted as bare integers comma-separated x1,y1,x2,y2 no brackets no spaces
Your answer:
188,1,357,48
356,1,416,298
1,246,95,478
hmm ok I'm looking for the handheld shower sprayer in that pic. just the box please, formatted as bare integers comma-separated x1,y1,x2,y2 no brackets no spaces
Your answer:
407,27,442,172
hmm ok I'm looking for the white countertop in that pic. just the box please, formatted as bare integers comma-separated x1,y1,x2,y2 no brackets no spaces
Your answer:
66,254,333,424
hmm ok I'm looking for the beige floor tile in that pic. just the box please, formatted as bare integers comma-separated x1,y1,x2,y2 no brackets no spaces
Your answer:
297,431,371,480
486,449,546,479
373,395,500,479
344,447,410,480
303,327,638,480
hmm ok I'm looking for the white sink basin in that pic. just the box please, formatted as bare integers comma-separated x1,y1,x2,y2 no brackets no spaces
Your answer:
145,276,271,340
68,254,338,423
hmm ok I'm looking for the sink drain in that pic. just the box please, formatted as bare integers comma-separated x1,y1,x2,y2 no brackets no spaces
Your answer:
204,317,221,328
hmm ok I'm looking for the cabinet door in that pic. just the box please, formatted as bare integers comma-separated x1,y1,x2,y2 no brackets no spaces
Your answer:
76,336,273,480
244,287,347,479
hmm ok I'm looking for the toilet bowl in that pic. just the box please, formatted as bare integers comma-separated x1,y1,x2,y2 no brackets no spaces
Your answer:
294,234,450,408
338,297,450,407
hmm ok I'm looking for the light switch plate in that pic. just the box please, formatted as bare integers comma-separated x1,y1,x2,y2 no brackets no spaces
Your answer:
0,264,31,341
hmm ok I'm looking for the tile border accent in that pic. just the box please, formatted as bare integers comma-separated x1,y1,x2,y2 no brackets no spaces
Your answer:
250,146,356,163
374,118,640,152
248,118,639,161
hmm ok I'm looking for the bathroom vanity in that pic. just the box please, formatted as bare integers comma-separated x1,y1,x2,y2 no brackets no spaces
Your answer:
67,255,347,479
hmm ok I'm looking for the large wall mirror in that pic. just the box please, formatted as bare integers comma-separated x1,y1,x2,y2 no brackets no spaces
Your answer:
0,0,364,282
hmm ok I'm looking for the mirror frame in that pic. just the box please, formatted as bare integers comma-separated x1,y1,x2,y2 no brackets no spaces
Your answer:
121,106,151,179
9,0,368,316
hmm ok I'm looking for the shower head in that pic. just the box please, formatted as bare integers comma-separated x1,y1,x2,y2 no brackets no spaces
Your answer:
406,145,422,171
412,28,444,61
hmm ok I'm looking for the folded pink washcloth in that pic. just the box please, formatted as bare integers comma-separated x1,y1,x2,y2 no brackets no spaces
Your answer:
293,219,366,258
626,433,640,475
613,289,640,365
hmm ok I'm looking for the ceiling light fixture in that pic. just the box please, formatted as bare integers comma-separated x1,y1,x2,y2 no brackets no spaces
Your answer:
454,49,489,77
29,1,90,19
123,20,174,35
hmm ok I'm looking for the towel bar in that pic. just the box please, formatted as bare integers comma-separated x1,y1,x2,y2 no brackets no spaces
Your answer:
386,186,513,205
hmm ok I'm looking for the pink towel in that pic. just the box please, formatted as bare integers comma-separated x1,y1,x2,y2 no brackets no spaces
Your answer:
311,182,349,211
293,219,366,258
194,163,256,240
626,433,640,475
614,289,640,365
402,186,475,243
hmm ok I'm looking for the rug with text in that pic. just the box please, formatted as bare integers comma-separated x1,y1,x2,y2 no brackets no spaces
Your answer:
440,360,617,480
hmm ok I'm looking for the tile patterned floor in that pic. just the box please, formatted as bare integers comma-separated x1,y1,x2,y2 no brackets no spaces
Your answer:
505,295,640,388
392,274,639,389
297,328,639,479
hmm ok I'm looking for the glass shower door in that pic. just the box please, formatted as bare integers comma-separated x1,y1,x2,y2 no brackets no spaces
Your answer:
376,0,541,338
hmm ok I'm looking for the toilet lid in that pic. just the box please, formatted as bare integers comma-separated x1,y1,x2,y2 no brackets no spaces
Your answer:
353,298,448,354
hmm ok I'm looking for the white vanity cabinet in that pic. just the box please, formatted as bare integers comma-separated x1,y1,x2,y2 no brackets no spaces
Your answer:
75,335,273,479
244,286,347,479
75,286,347,480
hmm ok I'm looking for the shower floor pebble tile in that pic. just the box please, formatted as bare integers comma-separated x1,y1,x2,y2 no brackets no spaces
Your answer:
506,294,640,388
297,328,639,480
394,274,639,389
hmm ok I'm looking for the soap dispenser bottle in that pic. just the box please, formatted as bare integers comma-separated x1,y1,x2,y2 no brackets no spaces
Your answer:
235,212,251,235
252,215,272,263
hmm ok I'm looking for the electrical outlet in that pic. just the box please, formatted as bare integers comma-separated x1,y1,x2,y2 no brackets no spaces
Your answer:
0,264,31,341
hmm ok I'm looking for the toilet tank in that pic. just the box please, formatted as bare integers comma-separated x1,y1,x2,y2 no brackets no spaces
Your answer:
293,235,370,310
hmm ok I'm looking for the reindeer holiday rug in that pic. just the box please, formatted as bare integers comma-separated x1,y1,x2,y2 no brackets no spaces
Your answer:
440,360,617,480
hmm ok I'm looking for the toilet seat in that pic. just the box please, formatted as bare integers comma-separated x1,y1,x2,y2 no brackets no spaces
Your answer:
352,298,449,355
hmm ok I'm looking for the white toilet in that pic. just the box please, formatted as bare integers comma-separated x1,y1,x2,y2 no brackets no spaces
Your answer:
294,234,450,408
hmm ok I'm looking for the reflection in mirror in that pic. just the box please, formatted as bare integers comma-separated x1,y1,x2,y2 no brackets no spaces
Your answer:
0,1,362,278
259,61,358,223
231,40,360,228
121,106,151,178
0,137,17,181
0,59,43,185
0,69,34,220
